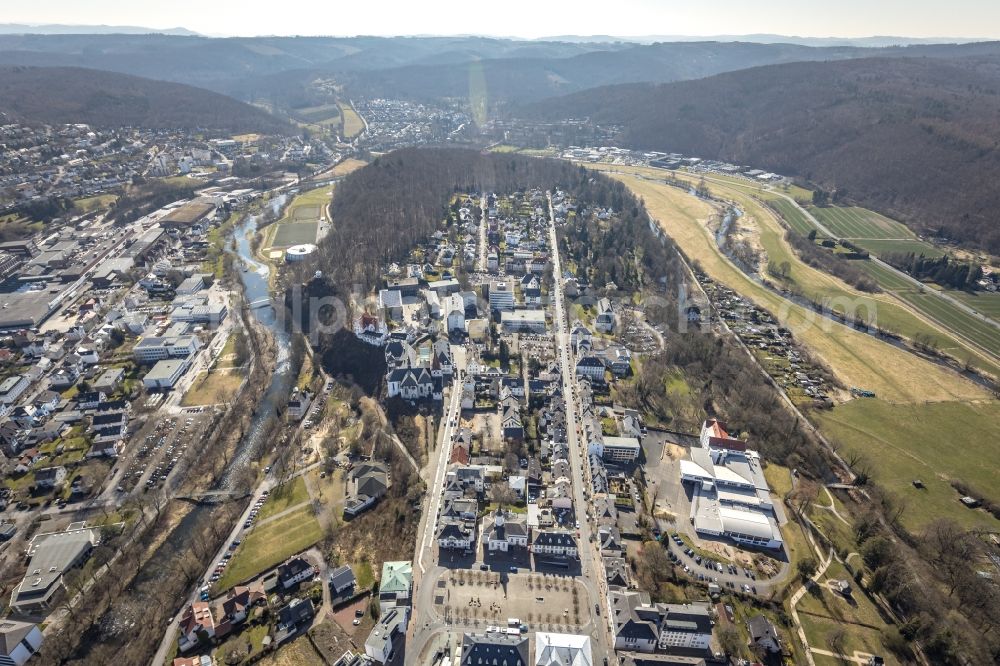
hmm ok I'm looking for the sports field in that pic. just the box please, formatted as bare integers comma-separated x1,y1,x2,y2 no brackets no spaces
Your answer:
291,204,321,220
271,220,318,247
263,185,331,250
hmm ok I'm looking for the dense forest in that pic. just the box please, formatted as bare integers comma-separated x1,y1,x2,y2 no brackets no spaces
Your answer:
0,66,293,133
306,147,674,297
883,252,984,290
523,55,1000,253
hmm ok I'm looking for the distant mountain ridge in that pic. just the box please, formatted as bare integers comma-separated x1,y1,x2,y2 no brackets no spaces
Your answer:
0,23,198,36
536,34,993,47
521,55,1000,252
336,39,1000,104
0,66,292,133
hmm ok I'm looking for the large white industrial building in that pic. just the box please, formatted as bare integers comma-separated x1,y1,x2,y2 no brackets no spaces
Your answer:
680,420,783,550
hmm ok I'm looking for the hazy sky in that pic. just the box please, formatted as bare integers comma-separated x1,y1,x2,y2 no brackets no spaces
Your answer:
6,0,1000,39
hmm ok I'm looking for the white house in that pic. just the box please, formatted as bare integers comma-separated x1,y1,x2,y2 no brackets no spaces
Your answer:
484,511,529,552
532,531,578,558
446,293,466,333
535,632,592,666
437,521,474,551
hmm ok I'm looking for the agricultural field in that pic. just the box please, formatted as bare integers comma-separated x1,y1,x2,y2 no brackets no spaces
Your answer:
329,158,367,177
292,103,341,124
339,102,365,138
671,168,1000,376
816,399,1000,531
903,290,1000,354
214,505,323,590
849,238,946,258
951,289,1000,321
769,198,816,236
592,164,988,403
589,163,999,530
808,205,916,241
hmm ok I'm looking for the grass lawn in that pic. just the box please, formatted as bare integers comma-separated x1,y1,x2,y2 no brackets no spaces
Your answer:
74,193,118,213
816,399,1000,531
214,333,240,370
181,371,243,406
354,560,374,590
304,468,346,511
212,622,270,663
215,506,323,590
591,164,987,404
763,464,793,500
271,220,318,247
256,636,325,665
799,613,900,665
339,102,365,138
257,477,310,521
330,158,367,177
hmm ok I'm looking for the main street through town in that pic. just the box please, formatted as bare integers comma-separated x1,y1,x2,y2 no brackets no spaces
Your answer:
407,194,614,664
547,193,615,664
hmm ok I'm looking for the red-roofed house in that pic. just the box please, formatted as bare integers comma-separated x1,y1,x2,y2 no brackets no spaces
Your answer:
177,602,215,652
700,418,746,452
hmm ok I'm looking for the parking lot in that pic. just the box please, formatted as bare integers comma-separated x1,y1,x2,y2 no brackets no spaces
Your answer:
118,411,212,494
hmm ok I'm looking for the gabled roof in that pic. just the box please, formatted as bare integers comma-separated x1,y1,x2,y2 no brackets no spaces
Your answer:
535,632,592,666
328,565,357,591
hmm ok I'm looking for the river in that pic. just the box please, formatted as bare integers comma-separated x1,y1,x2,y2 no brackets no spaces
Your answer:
81,201,299,660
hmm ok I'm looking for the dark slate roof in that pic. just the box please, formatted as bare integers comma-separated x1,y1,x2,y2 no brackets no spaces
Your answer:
328,565,356,591
277,598,314,627
533,531,575,548
461,631,529,666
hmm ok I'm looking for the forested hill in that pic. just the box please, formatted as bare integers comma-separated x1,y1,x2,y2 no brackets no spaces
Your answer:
522,55,1000,253
0,66,292,133
308,147,676,296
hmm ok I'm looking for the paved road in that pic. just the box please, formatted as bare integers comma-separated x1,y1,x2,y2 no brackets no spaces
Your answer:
476,195,487,272
547,193,615,665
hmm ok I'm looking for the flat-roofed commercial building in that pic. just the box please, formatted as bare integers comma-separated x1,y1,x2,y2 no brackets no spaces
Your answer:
143,358,191,390
501,309,546,334
10,528,96,614
133,335,200,364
